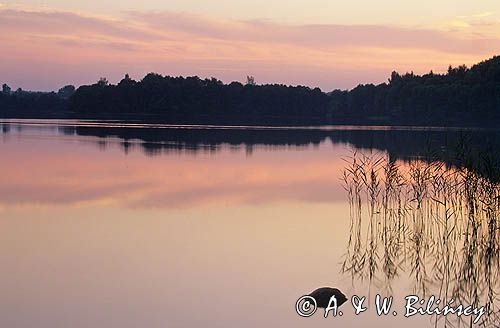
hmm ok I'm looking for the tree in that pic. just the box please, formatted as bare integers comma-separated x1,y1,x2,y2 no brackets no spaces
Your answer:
57,85,76,99
2,83,11,95
97,77,109,87
388,71,401,85
246,76,256,86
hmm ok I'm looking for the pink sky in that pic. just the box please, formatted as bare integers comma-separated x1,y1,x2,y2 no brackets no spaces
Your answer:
1,4,500,91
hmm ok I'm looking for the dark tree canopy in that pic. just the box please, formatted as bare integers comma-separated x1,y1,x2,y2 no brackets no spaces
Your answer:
2,84,11,95
327,56,500,125
0,87,67,117
1,56,500,126
69,74,329,125
57,85,76,99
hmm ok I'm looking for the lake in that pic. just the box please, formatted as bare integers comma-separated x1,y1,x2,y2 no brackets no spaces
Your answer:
0,119,498,327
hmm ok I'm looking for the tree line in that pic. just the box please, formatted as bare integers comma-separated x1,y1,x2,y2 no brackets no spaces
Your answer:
68,74,329,124
329,56,500,125
1,56,500,126
0,84,74,117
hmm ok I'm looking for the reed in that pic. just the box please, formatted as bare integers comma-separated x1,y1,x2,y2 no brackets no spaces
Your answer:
341,147,500,327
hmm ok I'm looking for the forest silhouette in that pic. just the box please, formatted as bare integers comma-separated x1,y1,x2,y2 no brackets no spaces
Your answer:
1,56,500,126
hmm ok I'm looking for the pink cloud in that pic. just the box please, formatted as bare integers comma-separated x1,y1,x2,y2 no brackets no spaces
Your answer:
0,8,498,91
128,11,500,54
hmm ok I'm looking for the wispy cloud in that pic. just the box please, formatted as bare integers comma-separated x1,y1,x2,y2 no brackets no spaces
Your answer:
1,7,499,90
443,11,500,37
127,11,500,54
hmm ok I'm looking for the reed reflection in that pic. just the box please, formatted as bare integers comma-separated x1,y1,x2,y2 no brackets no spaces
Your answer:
341,150,500,327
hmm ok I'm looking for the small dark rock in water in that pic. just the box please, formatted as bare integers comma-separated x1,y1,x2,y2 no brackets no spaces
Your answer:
309,287,347,308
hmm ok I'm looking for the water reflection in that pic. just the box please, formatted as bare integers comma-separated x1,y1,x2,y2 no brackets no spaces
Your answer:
61,124,499,164
0,130,346,208
342,152,500,327
0,119,499,328
2,120,498,163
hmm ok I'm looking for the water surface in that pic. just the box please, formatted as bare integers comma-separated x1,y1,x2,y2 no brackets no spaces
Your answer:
0,119,498,327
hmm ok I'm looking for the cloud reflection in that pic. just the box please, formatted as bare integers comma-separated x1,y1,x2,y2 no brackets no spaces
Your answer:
0,126,347,209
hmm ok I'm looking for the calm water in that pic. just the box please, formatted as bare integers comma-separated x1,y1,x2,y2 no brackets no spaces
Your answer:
0,119,498,328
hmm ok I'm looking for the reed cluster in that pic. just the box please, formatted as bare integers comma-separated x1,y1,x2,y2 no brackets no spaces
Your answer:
341,150,500,327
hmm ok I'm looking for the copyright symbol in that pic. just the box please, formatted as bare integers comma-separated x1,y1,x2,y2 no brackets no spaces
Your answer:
295,295,317,317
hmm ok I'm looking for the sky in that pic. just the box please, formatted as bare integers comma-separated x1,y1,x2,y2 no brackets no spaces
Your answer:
1,0,500,91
